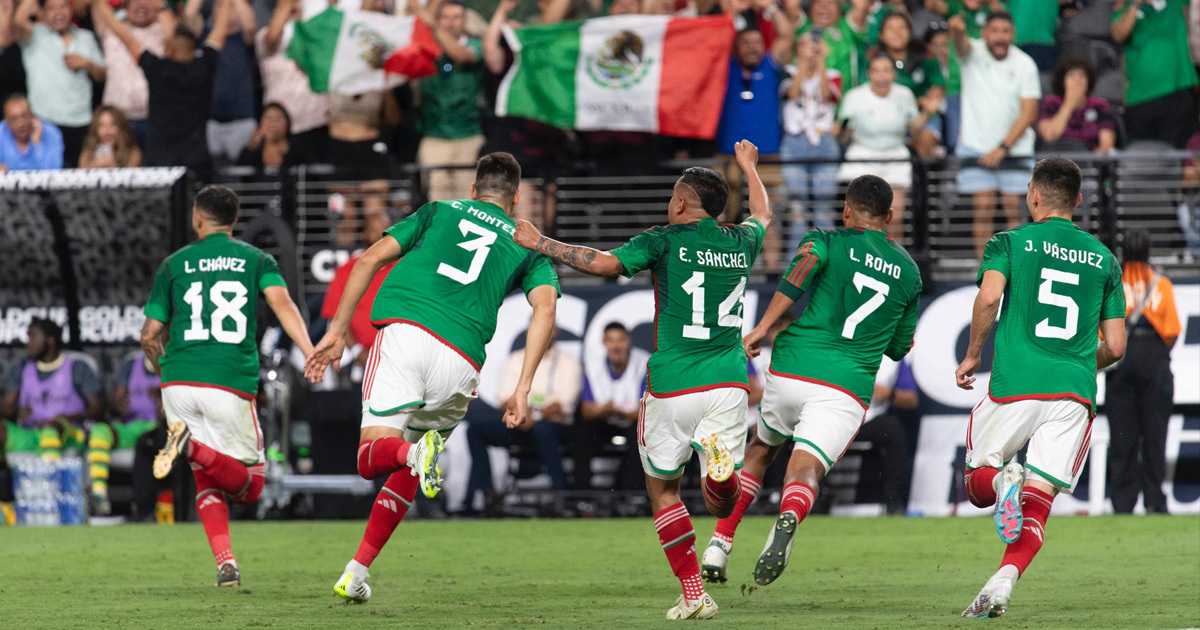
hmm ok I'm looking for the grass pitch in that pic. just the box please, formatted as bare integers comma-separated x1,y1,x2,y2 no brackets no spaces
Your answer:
3,515,1197,629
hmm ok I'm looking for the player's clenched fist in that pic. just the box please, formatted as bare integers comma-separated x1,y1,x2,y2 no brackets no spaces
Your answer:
513,219,542,250
743,326,767,359
304,331,346,383
734,139,758,172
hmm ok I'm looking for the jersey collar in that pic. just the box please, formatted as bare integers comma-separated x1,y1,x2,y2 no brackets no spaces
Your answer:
1036,217,1073,225
203,232,231,241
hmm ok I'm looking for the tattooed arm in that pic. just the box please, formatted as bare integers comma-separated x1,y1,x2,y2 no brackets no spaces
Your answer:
140,317,168,375
513,221,626,277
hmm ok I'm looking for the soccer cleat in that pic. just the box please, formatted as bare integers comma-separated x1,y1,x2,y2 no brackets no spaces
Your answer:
700,538,731,584
90,490,111,517
216,562,240,587
666,593,719,620
961,570,1015,618
698,434,734,483
753,511,798,586
995,461,1025,544
333,564,372,604
410,430,446,499
154,421,190,480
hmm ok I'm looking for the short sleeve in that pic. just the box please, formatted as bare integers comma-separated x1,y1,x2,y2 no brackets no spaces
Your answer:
143,260,172,322
927,60,946,87
1018,58,1041,99
258,252,286,290
899,88,918,123
735,219,767,258
1038,96,1059,122
385,203,433,253
580,376,594,403
611,228,666,278
115,356,135,388
78,30,104,64
72,360,102,398
778,230,828,300
1100,257,1127,321
836,89,858,123
976,233,1011,285
521,254,561,296
467,38,484,62
137,51,160,79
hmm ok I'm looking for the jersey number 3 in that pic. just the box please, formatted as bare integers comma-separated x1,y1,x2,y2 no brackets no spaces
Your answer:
438,220,497,285
183,280,248,344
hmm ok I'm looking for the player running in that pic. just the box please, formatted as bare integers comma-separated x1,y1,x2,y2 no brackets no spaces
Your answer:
700,175,922,586
513,140,772,620
141,185,314,587
304,153,560,604
956,157,1126,618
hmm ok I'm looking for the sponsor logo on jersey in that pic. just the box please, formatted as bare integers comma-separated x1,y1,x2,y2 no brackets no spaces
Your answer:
185,257,248,273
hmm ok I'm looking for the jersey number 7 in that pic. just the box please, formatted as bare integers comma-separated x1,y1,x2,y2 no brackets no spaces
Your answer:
842,272,890,339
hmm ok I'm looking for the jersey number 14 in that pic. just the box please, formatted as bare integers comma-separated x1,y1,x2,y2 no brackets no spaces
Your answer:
681,272,746,340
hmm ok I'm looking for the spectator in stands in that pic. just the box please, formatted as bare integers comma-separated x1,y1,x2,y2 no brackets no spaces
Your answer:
0,92,62,170
780,31,841,245
83,351,161,516
78,105,143,169
237,102,293,169
1009,0,1057,70
0,0,28,107
1106,230,1181,514
93,0,164,147
10,0,104,168
110,353,173,522
1036,57,1117,154
466,327,582,501
573,322,649,491
859,357,917,515
837,54,936,240
924,21,960,152
950,12,1039,257
93,0,230,182
258,0,327,164
1112,0,1199,148
1192,0,1200,74
417,0,485,202
796,0,870,89
929,0,1005,38
872,11,945,158
185,0,257,165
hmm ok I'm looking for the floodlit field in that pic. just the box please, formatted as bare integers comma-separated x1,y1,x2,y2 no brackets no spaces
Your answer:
4,515,1197,629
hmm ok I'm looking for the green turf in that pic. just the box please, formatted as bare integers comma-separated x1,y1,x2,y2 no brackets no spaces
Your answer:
3,515,1197,629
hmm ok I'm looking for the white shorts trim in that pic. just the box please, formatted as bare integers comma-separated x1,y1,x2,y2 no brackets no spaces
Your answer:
162,384,262,464
965,395,1092,493
637,387,749,480
756,372,867,473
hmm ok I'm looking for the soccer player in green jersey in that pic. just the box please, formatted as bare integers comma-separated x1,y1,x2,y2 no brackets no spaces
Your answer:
955,157,1126,618
514,140,772,620
141,185,315,587
699,174,923,587
303,153,560,605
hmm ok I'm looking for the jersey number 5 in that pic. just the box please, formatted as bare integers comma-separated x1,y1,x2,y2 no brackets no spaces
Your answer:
1034,267,1079,340
681,272,746,340
183,280,248,343
842,272,890,339
437,219,497,285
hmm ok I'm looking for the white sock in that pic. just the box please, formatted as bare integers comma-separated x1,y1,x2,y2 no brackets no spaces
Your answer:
347,559,370,580
997,564,1019,581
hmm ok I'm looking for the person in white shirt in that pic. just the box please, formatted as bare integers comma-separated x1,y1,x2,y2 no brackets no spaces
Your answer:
950,11,1040,258
574,322,649,490
836,53,936,240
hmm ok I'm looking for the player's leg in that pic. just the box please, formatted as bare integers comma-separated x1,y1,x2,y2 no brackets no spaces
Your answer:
191,465,240,586
86,422,115,515
963,397,1038,543
703,434,785,583
695,388,751,519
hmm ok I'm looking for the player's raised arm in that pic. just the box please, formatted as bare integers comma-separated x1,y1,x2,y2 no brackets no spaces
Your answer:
1096,318,1127,371
264,286,314,359
955,269,1006,390
513,220,625,277
304,235,403,382
503,284,558,428
735,140,773,234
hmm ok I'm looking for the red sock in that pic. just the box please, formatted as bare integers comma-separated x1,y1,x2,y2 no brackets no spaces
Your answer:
356,438,414,480
353,469,420,567
1000,486,1053,576
193,468,234,567
713,473,761,545
703,473,741,514
780,481,816,523
965,467,999,508
189,440,252,496
230,463,265,505
654,502,705,603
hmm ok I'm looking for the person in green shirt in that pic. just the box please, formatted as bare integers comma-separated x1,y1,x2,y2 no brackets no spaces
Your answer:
873,11,946,156
418,1,487,202
1009,0,1058,70
1111,0,1200,148
795,0,872,89
924,21,961,150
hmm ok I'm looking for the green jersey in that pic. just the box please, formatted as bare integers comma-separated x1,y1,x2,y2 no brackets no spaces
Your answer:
771,228,922,407
978,218,1125,414
1111,0,1198,106
370,200,560,369
144,233,286,398
611,217,765,396
797,16,869,89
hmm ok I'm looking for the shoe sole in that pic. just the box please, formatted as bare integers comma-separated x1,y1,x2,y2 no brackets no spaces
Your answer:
701,546,728,584
333,574,369,603
699,434,734,484
418,432,446,499
995,463,1024,544
962,593,1007,618
154,421,189,480
753,512,797,586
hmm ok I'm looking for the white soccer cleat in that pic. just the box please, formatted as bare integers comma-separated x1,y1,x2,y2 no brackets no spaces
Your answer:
961,569,1015,618
409,430,446,499
333,562,372,604
666,593,719,620
995,462,1025,544
700,538,731,584
698,434,734,484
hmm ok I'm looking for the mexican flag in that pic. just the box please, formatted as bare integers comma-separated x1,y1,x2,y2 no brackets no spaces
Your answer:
287,7,439,96
497,15,735,139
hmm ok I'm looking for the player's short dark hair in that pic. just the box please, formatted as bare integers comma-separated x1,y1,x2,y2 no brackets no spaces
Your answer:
679,167,729,218
436,0,465,16
985,10,1014,26
735,27,762,42
1122,228,1151,264
3,92,27,112
603,322,628,335
28,317,62,343
194,184,240,226
474,152,521,201
1030,157,1082,212
845,174,893,219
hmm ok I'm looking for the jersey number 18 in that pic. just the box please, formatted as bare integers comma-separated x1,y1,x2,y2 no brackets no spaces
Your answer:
183,280,249,344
